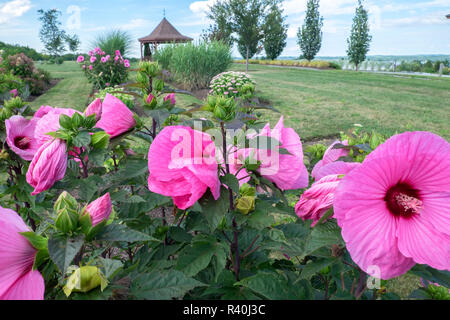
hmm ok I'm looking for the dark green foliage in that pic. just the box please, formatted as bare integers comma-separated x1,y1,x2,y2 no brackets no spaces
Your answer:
263,3,288,60
297,0,323,61
347,0,372,71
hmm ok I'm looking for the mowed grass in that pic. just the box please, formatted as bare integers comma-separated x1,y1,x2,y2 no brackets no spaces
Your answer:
30,61,93,111
230,63,450,141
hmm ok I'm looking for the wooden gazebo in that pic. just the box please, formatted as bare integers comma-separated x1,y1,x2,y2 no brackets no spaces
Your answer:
138,18,193,60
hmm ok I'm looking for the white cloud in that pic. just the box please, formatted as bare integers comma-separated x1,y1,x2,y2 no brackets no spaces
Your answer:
120,18,154,31
189,0,217,16
0,0,31,24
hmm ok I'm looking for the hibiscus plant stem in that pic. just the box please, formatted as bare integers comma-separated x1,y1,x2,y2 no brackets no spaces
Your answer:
221,121,240,281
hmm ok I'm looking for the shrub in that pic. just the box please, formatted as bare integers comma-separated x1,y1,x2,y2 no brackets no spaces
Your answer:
154,41,233,90
78,47,130,89
1,53,51,95
0,72,25,102
94,86,134,109
210,71,255,99
3,53,35,78
92,29,134,57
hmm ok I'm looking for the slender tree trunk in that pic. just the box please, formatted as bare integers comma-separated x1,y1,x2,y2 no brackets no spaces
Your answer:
246,46,249,73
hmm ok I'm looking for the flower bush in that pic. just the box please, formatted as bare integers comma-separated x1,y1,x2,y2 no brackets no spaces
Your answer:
0,60,448,301
210,71,255,99
77,47,130,90
1,53,51,95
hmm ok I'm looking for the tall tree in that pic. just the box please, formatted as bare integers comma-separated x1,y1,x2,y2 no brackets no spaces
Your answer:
297,0,323,61
37,9,80,57
347,0,372,71
228,0,269,72
202,0,234,46
263,2,288,60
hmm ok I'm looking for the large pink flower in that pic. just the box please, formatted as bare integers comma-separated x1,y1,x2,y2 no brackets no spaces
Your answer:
26,139,68,196
96,94,136,138
0,207,44,300
5,116,40,161
148,126,220,210
86,193,112,227
311,140,349,180
255,116,309,190
34,107,79,146
334,131,450,279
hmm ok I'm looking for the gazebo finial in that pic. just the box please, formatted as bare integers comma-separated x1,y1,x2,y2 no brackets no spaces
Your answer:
163,8,166,18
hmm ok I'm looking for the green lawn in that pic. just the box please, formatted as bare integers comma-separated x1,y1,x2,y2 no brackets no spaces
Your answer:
30,61,93,111
230,63,450,141
30,62,450,141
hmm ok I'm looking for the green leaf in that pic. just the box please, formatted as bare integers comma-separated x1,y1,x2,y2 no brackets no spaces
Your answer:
20,232,48,250
73,130,91,147
237,272,311,300
246,202,275,230
212,243,228,282
299,258,336,280
91,131,110,149
59,114,73,130
199,187,230,233
130,270,205,300
220,174,240,194
410,265,450,288
48,235,84,273
176,238,217,277
304,221,343,255
71,112,83,129
97,258,123,279
96,224,159,242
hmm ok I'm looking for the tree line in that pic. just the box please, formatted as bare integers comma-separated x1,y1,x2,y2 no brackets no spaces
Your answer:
203,0,372,71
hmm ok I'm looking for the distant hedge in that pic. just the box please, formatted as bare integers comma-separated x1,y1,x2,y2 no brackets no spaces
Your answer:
234,59,341,70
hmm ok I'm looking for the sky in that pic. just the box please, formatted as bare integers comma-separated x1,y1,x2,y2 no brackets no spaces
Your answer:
0,0,449,58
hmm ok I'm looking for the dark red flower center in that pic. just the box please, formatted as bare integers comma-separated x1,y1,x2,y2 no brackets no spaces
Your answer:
14,136,31,150
385,183,422,218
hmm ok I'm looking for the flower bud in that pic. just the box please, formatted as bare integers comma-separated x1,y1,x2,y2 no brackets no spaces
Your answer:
63,266,108,297
236,196,256,215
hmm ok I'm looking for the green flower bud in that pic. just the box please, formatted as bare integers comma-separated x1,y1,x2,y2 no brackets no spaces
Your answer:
54,192,79,234
63,266,108,297
239,183,256,197
236,196,256,215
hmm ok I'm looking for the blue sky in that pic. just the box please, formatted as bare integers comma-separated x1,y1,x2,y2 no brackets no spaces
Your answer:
0,0,449,58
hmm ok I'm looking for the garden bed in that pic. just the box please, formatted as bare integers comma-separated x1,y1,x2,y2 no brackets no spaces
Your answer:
26,78,62,102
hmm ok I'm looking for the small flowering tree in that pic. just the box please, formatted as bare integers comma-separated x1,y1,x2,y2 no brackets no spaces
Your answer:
77,48,130,90
0,60,448,301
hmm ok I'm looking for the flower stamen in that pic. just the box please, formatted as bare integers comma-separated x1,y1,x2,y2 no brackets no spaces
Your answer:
395,194,422,215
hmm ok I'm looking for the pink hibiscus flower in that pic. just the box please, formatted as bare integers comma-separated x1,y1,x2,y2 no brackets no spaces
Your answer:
34,107,79,146
85,193,112,226
148,126,220,210
0,207,44,300
26,139,68,196
95,94,136,138
164,93,176,105
334,131,450,279
311,140,349,180
76,55,85,63
255,116,309,190
5,116,40,161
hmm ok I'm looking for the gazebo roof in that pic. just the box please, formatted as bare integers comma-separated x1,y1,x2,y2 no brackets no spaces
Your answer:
138,18,193,44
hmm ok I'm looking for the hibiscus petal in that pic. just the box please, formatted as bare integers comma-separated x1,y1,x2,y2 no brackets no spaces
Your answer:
341,202,415,279
0,208,36,298
397,215,450,271
0,270,44,300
